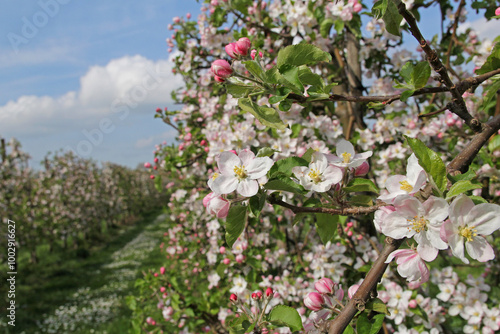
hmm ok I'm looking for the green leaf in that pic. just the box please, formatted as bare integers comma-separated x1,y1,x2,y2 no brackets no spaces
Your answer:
269,156,309,178
469,195,488,204
269,95,289,105
249,194,266,218
265,67,281,84
211,6,225,27
268,305,303,332
405,136,447,194
481,78,500,112
382,0,402,36
357,312,385,334
257,147,277,157
125,296,136,310
225,81,255,98
413,61,431,88
225,205,247,248
315,213,338,244
447,168,476,182
476,43,500,75
400,89,415,102
277,44,332,68
366,298,390,315
488,135,500,152
400,62,413,84
243,60,265,82
348,195,374,207
343,325,355,334
279,64,304,92
298,65,325,88
372,0,388,18
344,178,379,194
238,98,286,129
264,176,307,195
446,180,482,200
320,18,335,38
279,99,293,111
334,19,345,34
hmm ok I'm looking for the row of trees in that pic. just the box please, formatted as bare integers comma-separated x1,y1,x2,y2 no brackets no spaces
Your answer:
0,137,167,263
130,0,500,333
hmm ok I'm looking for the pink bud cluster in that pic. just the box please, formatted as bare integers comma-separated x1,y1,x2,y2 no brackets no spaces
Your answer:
303,278,345,311
225,37,251,58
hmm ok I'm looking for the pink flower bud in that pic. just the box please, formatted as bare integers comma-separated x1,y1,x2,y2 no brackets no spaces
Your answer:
235,254,245,263
150,175,155,180
173,16,180,23
211,59,233,79
225,43,239,59
230,293,238,302
348,284,360,299
160,287,166,292
496,7,500,16
304,292,324,311
354,161,370,176
160,267,166,275
144,162,151,168
203,193,230,218
265,287,273,298
353,3,362,13
314,278,335,295
219,246,226,254
214,75,226,83
235,37,251,56
223,258,230,265
186,12,191,19
409,299,417,308
156,108,162,113
154,157,159,163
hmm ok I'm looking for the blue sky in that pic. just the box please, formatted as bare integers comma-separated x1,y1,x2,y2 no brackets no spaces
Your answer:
0,1,498,169
0,0,200,168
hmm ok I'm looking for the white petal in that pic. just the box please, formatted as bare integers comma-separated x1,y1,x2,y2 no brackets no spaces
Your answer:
218,152,241,175
468,203,500,235
415,236,439,262
382,212,415,239
322,165,343,184
449,194,475,227
239,149,256,166
424,196,449,224
466,236,495,262
393,195,420,218
237,179,259,197
247,156,274,179
336,139,355,156
211,174,238,195
406,154,424,183
447,230,468,264
384,175,407,194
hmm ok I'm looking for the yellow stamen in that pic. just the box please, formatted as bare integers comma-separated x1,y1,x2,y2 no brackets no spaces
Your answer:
212,172,219,180
458,225,478,242
399,180,413,192
342,152,352,164
233,165,247,180
308,168,323,184
408,215,428,233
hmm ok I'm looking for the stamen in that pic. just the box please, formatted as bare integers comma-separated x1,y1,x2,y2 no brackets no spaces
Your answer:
233,165,247,180
407,216,428,233
458,225,478,242
342,152,352,164
399,180,413,192
308,168,323,184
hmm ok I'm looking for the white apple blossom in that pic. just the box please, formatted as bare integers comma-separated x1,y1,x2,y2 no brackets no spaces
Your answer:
381,195,449,261
385,248,430,284
327,139,372,168
441,194,500,264
292,151,343,194
378,153,427,203
209,150,274,197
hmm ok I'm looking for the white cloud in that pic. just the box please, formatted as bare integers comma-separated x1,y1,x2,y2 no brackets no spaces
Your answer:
458,16,500,41
0,54,183,136
135,131,174,149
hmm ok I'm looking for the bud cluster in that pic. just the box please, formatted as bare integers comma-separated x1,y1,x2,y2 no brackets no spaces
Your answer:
228,287,275,331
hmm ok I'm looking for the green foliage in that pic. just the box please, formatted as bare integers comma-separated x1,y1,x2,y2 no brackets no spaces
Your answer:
315,213,338,244
238,98,287,130
276,44,332,68
476,42,500,75
343,178,380,194
268,305,303,332
382,0,403,36
394,61,431,101
225,205,248,247
356,313,385,334
446,180,482,199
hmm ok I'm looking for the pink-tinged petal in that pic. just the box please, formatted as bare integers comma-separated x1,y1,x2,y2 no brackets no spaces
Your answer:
310,152,328,171
218,151,241,175
322,165,343,184
449,194,474,227
247,156,274,179
384,175,407,194
385,249,413,263
448,231,468,264
237,179,259,197
423,196,449,224
468,203,500,235
466,236,495,262
415,239,438,262
336,139,355,156
440,221,455,243
354,151,373,161
239,149,256,166
425,225,448,250
383,212,415,239
417,260,430,283
396,255,420,281
211,174,238,194
292,166,308,177
393,195,420,218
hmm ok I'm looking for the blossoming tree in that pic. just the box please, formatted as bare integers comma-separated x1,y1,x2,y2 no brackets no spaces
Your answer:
131,0,500,333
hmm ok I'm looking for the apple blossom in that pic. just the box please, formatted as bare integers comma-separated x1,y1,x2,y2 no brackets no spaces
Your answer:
235,37,251,56
326,139,372,168
314,277,335,295
378,154,427,203
211,59,233,79
347,284,359,299
496,7,500,16
292,151,343,193
203,192,230,218
382,195,449,261
209,150,274,197
441,194,500,264
386,248,430,284
304,291,325,311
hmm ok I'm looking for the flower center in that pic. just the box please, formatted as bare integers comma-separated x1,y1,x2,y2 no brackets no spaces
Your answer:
212,172,219,180
399,180,413,192
342,152,351,164
408,215,428,233
308,168,323,184
458,225,478,242
233,165,248,180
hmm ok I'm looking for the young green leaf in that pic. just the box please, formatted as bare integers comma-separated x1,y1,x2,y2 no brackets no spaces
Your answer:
382,0,403,36
238,98,286,129
343,178,380,194
277,44,332,68
475,43,500,75
315,213,338,245
225,205,247,248
446,180,482,200
268,305,303,332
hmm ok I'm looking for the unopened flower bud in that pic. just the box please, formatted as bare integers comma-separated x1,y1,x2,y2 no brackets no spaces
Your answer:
230,293,238,302
235,37,251,56
304,292,324,311
314,277,335,295
265,287,273,298
348,284,360,299
354,161,370,176
211,59,233,79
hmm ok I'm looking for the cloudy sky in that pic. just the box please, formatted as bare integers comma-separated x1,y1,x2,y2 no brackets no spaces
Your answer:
0,0,200,169
0,1,498,169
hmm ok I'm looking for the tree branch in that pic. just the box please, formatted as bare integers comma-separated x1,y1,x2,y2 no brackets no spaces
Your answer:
268,197,387,215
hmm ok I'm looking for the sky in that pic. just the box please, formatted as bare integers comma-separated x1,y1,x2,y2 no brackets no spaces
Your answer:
0,1,498,170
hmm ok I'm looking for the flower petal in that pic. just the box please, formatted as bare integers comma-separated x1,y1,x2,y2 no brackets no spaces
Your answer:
247,156,274,179
382,212,415,239
449,194,475,227
218,151,241,175
239,149,256,166
237,179,259,197
468,203,500,235
466,236,495,262
424,196,449,224
211,174,238,195
336,139,355,156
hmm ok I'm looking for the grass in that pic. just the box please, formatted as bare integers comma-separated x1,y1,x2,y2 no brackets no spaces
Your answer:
0,210,170,334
